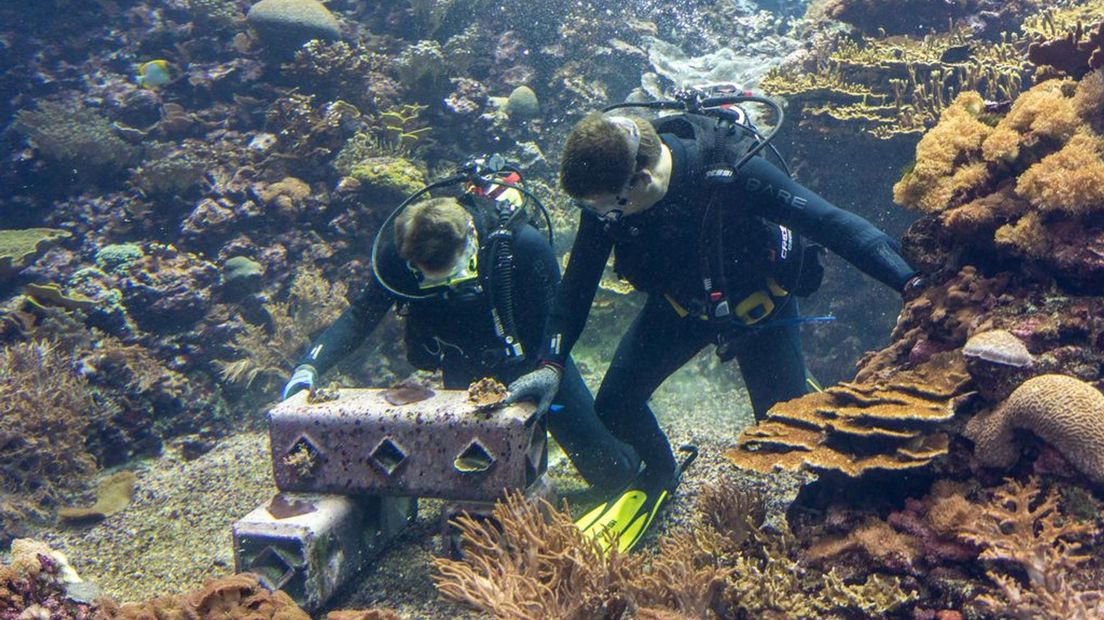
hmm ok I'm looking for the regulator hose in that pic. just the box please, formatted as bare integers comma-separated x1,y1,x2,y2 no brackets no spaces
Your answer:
486,210,523,360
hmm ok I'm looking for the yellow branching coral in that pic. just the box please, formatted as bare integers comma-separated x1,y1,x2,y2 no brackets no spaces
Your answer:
1016,130,1104,214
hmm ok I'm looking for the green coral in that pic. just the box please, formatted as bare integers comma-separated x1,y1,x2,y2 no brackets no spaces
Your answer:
505,85,540,120
0,228,71,280
349,156,426,198
13,100,136,178
96,243,145,274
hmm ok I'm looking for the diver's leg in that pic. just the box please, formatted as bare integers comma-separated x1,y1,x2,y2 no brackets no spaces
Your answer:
593,295,712,479
547,357,641,493
729,298,809,420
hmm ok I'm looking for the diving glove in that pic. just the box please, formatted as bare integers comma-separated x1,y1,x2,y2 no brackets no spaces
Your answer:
282,364,318,400
504,363,562,416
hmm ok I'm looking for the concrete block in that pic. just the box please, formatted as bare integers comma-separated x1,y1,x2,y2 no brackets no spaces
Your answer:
232,493,415,612
269,388,547,501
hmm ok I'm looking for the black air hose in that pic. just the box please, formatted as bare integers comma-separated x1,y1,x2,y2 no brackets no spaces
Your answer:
487,212,523,359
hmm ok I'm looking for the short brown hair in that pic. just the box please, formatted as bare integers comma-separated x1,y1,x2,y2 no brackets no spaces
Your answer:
393,197,470,272
559,113,662,198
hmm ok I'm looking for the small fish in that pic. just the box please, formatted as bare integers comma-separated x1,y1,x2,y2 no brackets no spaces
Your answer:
136,59,174,89
939,44,974,64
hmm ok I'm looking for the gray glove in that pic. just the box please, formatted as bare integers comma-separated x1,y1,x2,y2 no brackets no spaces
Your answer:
505,364,562,416
282,364,318,400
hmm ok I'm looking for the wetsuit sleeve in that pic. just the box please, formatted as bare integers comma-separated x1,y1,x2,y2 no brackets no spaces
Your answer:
540,213,613,366
511,227,560,366
296,274,393,375
732,156,917,291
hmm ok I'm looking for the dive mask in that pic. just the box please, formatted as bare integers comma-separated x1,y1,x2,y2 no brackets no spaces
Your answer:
411,230,480,290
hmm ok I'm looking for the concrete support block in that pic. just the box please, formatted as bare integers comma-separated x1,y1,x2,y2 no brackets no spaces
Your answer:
232,493,415,612
269,388,547,501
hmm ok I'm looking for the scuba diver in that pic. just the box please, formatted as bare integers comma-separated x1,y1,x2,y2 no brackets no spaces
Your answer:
506,87,924,552
282,156,640,495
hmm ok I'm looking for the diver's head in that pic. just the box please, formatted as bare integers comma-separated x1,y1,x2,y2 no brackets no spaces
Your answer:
560,113,667,219
394,197,478,288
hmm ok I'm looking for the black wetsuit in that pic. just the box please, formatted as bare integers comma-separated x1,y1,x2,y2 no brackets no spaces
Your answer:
542,133,916,478
297,197,639,491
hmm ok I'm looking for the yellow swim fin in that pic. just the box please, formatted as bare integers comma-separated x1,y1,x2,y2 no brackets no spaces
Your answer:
574,445,697,554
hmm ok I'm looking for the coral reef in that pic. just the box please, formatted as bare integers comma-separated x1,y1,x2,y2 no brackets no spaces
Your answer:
761,24,1029,139
434,482,918,619
964,374,1104,482
0,539,102,619
893,73,1104,290
957,476,1104,618
217,267,347,388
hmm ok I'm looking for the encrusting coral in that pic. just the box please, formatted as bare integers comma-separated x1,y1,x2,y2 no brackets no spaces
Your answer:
0,228,71,281
957,476,1104,619
964,374,1104,482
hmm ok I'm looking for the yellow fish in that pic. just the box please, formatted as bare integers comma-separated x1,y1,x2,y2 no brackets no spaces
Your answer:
136,59,174,89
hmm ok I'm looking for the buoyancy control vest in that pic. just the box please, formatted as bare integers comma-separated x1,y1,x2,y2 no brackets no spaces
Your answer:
621,112,824,325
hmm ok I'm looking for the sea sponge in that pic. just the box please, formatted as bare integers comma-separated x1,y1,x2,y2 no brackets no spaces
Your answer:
893,92,992,213
1015,130,1104,214
964,374,1104,482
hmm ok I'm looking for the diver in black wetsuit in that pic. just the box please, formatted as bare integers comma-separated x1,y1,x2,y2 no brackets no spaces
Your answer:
506,110,922,551
282,188,640,494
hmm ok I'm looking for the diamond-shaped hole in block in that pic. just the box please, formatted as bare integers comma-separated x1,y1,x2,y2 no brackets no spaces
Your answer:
249,545,297,591
454,439,495,474
285,434,323,479
370,437,408,477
